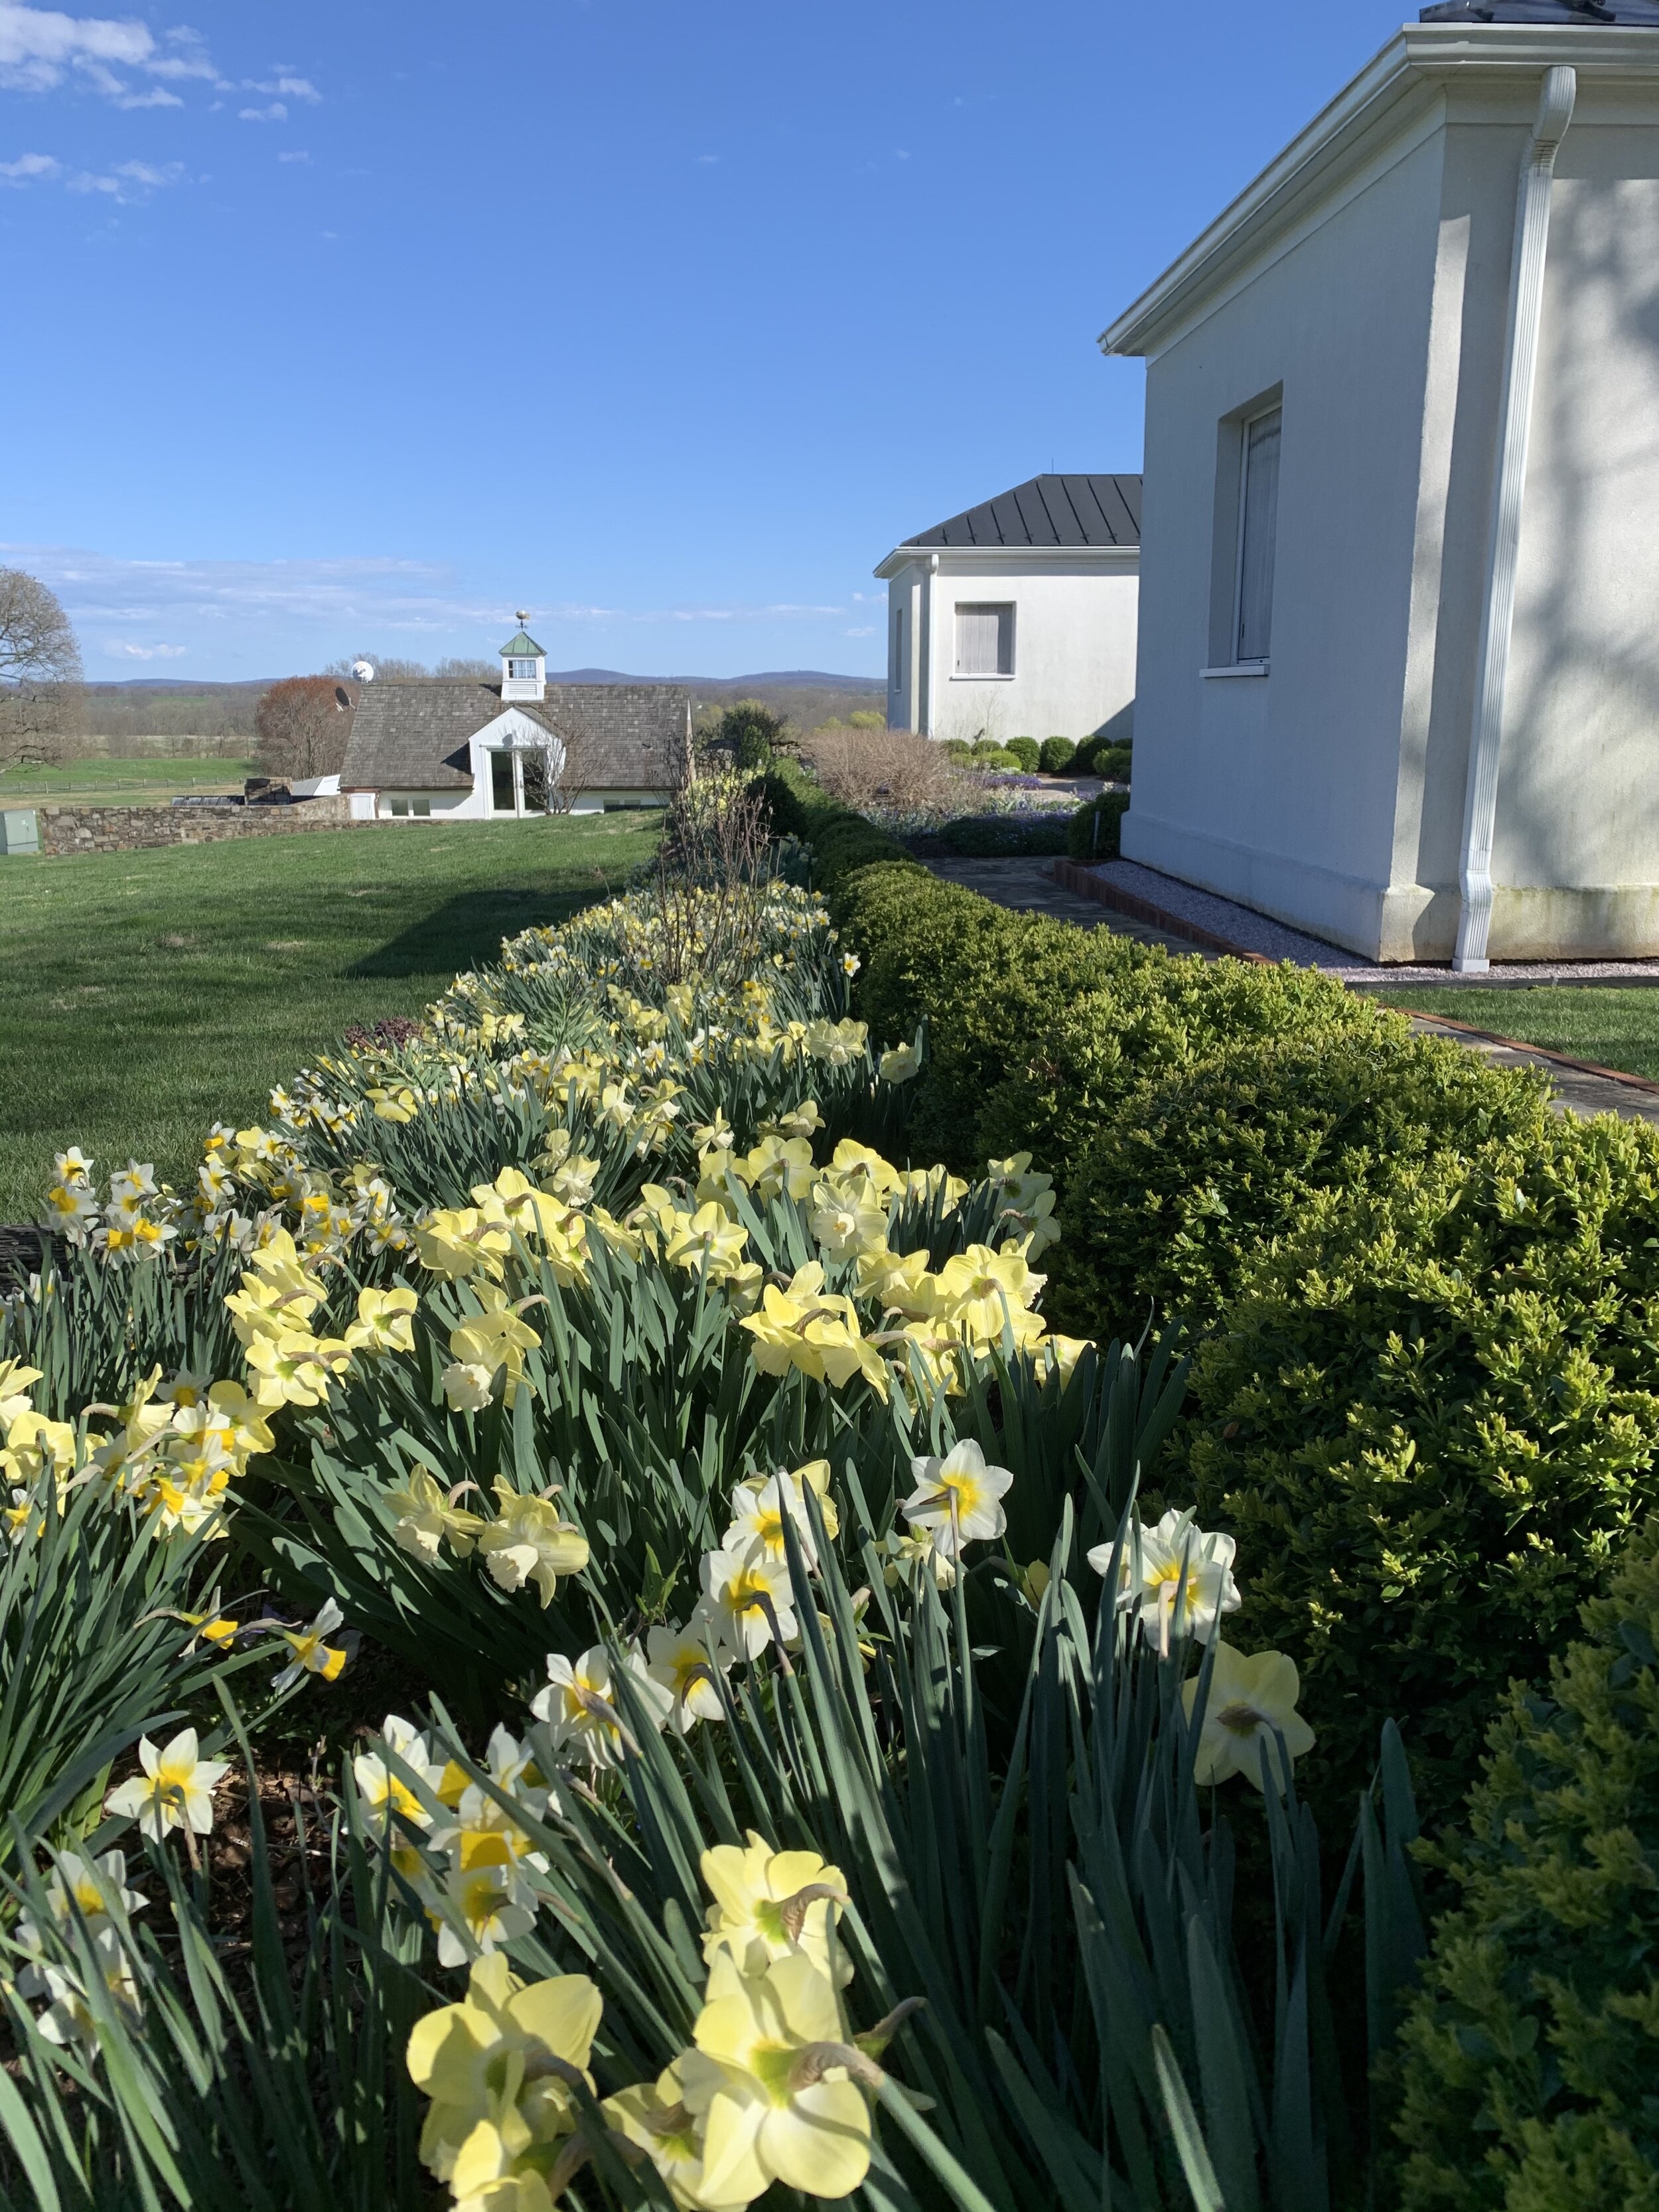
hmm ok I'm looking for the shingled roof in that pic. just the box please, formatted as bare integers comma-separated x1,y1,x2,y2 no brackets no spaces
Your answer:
902,473,1142,552
341,681,690,793
1419,2,1659,19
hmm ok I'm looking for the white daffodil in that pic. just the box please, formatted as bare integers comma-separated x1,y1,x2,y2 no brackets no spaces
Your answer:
271,1597,354,1692
901,1438,1013,1562
1183,1642,1316,1793
646,1611,731,1732
699,1547,798,1661
721,1471,821,1574
1090,1507,1241,1656
530,1645,672,1770
106,1730,230,1842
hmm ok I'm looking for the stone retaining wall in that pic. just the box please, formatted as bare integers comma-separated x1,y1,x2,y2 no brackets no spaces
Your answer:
35,797,356,856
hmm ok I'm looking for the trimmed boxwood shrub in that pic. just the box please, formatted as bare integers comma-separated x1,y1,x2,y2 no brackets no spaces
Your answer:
1076,733,1131,775
1046,1021,1548,1331
1039,735,1077,774
1065,789,1129,859
1005,735,1041,771
1182,1112,1659,1830
1394,1522,1659,2209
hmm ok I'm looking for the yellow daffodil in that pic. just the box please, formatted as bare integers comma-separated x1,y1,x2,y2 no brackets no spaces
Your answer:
244,1329,335,1409
1182,1642,1316,1792
604,2063,750,2212
386,1467,484,1560
808,1183,888,1259
878,1042,920,1083
344,1284,419,1355
407,1952,601,2181
679,1951,871,2203
414,1205,514,1281
0,1360,42,1436
700,1832,851,1985
475,1481,589,1606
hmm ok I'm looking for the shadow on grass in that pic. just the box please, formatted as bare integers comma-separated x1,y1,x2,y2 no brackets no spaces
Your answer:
349,883,615,980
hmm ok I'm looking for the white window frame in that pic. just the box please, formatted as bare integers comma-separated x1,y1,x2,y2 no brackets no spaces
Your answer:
952,601,1016,680
508,656,538,680
1231,405,1281,669
488,749,520,815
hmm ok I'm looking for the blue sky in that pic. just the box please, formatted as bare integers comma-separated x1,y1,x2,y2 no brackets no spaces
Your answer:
1,0,1412,682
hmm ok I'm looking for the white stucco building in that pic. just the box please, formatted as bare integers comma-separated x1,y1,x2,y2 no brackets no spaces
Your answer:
1104,10,1659,964
875,475,1140,746
340,622,689,821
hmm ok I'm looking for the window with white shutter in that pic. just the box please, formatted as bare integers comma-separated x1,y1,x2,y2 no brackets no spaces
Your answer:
954,603,1015,677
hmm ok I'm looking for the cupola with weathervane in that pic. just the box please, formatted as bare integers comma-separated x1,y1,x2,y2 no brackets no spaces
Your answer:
500,610,546,701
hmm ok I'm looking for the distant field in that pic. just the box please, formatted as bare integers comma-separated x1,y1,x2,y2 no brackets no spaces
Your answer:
0,755,258,808
0,816,658,1223
1370,982,1659,1080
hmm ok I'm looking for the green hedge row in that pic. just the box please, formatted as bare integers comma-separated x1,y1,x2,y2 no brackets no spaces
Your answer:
1395,1519,1659,2209
812,787,1659,1840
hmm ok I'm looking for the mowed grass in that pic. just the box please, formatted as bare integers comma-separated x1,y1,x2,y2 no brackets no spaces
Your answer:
0,755,258,807
0,816,660,1222
1368,983,1659,1080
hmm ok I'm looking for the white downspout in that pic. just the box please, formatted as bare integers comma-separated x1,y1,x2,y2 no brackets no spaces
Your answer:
922,553,939,737
1453,65,1575,972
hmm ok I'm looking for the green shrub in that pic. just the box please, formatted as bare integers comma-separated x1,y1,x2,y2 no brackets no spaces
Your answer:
709,697,787,769
760,759,922,905
1182,1111,1659,1830
1005,735,1041,771
939,737,974,762
1039,735,1078,774
941,812,1072,859
1394,1520,1659,2210
1050,1019,1548,1333
1065,788,1129,859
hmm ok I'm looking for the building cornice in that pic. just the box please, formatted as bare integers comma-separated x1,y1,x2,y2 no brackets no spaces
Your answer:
1100,24,1659,360
874,543,1140,579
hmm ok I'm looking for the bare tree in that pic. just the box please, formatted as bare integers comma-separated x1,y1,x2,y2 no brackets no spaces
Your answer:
0,568,84,771
255,676,352,779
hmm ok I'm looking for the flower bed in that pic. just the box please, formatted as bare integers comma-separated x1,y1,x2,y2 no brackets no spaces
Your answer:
0,768,1648,2207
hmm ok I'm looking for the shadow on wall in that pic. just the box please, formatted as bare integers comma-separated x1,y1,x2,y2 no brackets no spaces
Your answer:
348,885,611,980
1092,700,1135,744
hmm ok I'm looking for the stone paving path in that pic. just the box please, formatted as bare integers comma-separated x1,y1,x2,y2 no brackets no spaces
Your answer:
918,856,1659,1127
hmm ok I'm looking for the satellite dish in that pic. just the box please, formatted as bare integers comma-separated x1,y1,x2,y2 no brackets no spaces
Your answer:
352,659,375,683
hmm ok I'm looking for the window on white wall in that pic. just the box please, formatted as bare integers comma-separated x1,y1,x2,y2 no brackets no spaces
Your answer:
1234,407,1281,663
954,602,1014,677
489,751,517,812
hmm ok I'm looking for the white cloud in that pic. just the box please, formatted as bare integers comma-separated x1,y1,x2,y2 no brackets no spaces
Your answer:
844,625,876,638
243,71,317,101
1,545,868,673
0,5,226,104
238,100,285,122
696,153,717,165
66,156,180,199
276,148,308,163
0,149,58,179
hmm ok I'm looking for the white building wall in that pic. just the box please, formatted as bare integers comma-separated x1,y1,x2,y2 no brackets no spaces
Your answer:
1118,42,1659,962
1123,118,1447,958
883,555,1138,743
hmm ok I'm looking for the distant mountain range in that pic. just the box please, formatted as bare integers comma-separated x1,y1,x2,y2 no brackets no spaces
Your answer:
91,670,886,693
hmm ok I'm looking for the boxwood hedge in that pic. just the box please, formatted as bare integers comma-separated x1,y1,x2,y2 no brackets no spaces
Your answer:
1394,1520,1659,2209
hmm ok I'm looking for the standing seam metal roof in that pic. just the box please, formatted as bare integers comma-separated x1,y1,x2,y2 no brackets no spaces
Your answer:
902,473,1142,551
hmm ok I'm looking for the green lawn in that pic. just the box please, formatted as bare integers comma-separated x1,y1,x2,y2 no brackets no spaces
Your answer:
0,755,258,807
0,817,658,1223
1368,984,1659,1080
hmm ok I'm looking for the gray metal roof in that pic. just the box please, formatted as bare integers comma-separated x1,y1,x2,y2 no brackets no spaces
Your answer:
1420,1,1659,17
902,473,1142,552
340,682,690,792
